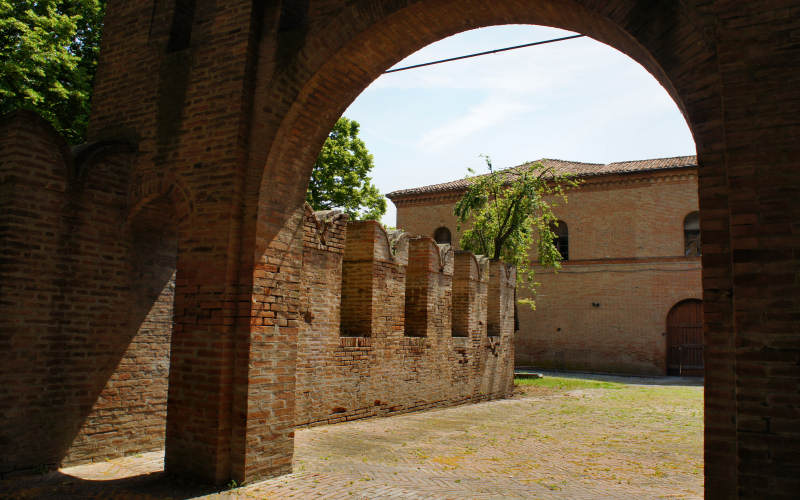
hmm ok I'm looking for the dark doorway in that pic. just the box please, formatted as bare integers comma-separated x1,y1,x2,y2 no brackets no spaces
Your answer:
666,299,703,376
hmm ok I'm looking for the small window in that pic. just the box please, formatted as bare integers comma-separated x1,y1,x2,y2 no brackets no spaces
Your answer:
433,226,451,245
551,221,568,260
684,212,701,256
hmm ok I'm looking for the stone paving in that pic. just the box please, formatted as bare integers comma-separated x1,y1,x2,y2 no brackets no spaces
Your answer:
1,375,703,499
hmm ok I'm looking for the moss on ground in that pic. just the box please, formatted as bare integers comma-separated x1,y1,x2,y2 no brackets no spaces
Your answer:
515,376,625,391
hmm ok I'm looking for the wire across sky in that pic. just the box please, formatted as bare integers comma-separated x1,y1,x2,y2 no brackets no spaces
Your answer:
383,34,585,74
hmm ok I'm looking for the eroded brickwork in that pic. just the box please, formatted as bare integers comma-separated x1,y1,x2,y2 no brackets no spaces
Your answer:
296,211,515,427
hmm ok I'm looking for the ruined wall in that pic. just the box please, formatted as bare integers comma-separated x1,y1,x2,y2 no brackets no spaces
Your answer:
7,0,800,492
296,211,516,427
0,114,514,479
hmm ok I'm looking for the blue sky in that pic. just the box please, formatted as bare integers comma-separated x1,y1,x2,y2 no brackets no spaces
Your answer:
341,25,695,225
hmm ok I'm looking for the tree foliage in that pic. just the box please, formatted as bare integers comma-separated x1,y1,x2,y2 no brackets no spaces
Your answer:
0,0,105,144
307,116,386,221
454,156,578,307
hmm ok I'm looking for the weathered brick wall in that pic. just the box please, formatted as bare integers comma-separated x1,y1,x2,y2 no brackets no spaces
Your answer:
295,213,516,427
0,117,514,476
0,111,73,474
66,198,176,465
393,169,701,374
0,111,174,473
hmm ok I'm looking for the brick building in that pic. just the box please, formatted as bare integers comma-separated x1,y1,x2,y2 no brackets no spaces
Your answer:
387,156,703,376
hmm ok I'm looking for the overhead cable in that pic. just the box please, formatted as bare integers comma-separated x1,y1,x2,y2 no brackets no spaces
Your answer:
383,34,585,74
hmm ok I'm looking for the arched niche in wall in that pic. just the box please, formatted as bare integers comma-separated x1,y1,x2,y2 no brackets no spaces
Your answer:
433,226,452,245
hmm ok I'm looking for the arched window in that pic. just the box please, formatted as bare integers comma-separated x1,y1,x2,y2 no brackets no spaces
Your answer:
551,220,568,260
433,226,451,245
684,212,701,256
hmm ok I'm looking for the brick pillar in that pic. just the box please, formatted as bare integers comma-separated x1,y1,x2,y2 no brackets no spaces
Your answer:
487,261,515,337
231,207,306,482
341,222,378,336
405,238,454,338
164,223,239,483
341,221,407,337
452,251,487,338
481,260,516,397
0,112,71,472
86,0,287,485
295,207,348,426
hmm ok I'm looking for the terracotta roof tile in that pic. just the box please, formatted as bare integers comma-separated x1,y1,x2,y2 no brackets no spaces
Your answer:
386,155,697,199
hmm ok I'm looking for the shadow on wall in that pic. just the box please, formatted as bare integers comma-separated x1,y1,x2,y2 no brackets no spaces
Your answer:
0,111,177,474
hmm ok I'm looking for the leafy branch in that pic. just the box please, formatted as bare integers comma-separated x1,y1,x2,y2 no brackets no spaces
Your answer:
454,155,579,308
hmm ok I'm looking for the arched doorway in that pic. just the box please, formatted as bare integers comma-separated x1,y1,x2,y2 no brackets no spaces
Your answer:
666,299,704,376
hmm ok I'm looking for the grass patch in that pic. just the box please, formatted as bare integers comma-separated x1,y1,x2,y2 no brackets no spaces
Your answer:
515,376,625,391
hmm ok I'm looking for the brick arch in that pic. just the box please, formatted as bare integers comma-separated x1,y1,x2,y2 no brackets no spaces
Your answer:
248,0,727,491
254,0,718,228
127,175,195,232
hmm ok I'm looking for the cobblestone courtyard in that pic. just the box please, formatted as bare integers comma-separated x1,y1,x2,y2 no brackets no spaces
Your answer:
3,374,703,499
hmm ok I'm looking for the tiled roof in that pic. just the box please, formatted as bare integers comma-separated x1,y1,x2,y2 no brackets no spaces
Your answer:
386,155,697,199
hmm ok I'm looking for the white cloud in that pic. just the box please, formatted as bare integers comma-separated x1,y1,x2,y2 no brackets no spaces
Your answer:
417,93,535,151
340,25,695,225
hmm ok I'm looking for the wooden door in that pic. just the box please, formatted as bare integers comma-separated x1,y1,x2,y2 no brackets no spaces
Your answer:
667,300,704,376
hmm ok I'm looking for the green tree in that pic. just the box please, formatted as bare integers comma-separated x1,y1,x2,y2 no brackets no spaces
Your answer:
1,0,105,144
454,156,578,307
307,116,386,221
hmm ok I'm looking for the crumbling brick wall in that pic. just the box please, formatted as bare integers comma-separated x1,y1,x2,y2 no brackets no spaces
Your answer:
296,210,516,427
0,115,515,477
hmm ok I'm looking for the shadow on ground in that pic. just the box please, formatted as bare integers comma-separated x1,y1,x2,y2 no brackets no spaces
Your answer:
515,368,704,387
0,469,219,499
2,372,703,499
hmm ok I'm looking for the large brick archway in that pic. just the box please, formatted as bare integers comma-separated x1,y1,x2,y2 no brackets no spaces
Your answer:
245,0,732,491
3,1,798,498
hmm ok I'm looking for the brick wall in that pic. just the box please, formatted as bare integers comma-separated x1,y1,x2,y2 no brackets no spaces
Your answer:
295,211,516,427
393,169,701,374
518,261,701,374
0,119,515,476
0,111,174,473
